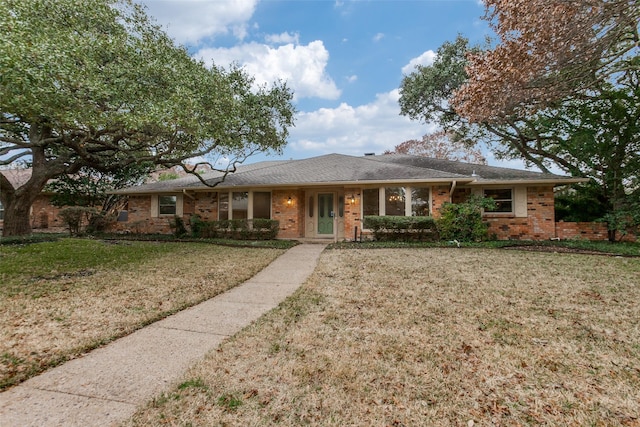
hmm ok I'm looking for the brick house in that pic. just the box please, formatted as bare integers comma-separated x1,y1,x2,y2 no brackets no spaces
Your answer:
0,169,66,231
112,153,587,241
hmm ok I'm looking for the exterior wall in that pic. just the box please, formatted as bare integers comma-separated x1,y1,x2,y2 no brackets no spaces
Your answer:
485,186,555,240
193,192,219,221
430,185,450,219
556,221,637,242
124,195,173,234
30,195,65,229
343,187,361,240
272,189,305,239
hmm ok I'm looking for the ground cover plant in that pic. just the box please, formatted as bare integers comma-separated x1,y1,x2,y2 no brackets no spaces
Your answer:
127,248,640,426
0,239,285,390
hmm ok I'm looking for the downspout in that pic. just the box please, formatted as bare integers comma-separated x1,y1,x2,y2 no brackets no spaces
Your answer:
182,189,195,200
449,180,457,203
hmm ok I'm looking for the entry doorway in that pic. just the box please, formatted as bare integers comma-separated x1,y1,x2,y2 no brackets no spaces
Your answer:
317,193,334,235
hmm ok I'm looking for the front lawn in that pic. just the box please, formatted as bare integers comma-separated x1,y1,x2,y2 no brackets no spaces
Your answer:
127,248,640,426
0,239,285,390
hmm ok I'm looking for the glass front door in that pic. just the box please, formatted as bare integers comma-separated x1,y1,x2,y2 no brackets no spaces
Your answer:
317,193,334,235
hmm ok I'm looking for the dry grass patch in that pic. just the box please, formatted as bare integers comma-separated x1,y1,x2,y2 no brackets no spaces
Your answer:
127,248,640,426
0,240,284,390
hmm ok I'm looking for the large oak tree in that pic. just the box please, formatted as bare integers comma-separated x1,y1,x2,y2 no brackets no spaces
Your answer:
0,0,295,236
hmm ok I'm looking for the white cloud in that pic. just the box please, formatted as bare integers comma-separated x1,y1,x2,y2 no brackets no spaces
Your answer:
401,50,437,75
196,41,341,100
346,75,358,83
289,89,437,156
265,32,300,45
138,0,258,45
373,32,385,42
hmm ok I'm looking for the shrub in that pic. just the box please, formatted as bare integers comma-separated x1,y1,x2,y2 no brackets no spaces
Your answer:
363,216,438,241
437,195,495,242
169,215,188,238
190,218,279,240
58,206,97,236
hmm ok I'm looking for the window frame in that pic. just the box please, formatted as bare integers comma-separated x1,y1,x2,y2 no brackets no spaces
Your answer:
482,187,514,214
158,195,177,216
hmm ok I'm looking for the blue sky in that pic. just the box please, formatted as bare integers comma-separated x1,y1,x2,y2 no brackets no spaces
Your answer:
138,0,501,165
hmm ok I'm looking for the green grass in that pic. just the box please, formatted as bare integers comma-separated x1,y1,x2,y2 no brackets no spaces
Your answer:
0,239,181,287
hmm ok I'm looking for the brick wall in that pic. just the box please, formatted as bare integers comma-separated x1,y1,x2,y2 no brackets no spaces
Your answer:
484,186,556,240
272,190,304,238
343,187,361,240
431,185,451,219
30,195,65,229
556,221,637,242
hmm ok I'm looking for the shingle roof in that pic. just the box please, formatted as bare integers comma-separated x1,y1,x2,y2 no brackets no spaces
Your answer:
113,153,583,194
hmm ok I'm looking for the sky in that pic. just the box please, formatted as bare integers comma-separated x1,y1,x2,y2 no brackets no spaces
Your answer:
137,0,503,166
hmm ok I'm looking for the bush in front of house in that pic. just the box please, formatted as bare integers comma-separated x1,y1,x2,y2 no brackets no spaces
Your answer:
59,206,113,236
363,215,439,241
190,215,279,240
437,195,496,242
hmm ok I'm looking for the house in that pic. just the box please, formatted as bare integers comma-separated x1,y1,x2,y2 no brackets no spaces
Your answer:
0,168,66,231
112,153,588,241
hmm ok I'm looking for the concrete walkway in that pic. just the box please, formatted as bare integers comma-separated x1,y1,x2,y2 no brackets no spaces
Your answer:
0,243,326,427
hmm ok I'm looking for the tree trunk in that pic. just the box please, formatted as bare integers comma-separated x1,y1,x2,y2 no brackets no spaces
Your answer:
2,197,33,237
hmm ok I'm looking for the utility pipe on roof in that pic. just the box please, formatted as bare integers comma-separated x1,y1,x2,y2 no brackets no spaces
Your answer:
449,180,457,203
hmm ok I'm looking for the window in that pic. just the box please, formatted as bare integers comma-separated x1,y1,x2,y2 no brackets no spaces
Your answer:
483,188,513,213
338,196,344,217
232,192,248,219
309,196,314,218
219,192,229,220
385,187,405,216
363,188,379,216
0,200,4,220
158,196,177,215
253,192,271,219
411,187,430,216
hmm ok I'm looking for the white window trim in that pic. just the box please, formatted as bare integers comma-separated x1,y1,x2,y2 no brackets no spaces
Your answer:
481,187,515,215
219,190,272,220
152,194,183,217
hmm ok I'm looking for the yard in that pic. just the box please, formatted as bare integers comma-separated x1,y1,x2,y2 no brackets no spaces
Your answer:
125,247,640,426
0,239,285,390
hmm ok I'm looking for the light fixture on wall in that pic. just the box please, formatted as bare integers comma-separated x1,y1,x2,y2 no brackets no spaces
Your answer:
287,196,293,206
349,194,356,205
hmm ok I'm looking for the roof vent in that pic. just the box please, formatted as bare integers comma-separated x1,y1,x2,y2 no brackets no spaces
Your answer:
471,170,478,177
364,152,375,156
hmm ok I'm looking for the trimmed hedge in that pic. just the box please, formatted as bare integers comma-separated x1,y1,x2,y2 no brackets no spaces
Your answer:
190,216,279,240
363,215,439,242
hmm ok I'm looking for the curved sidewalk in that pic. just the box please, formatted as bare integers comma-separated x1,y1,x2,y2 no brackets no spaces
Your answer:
0,243,326,427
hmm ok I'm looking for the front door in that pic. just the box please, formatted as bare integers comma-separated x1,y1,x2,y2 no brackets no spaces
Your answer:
317,193,334,235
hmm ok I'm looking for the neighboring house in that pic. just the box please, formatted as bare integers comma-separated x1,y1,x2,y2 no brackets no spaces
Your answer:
0,168,65,231
113,153,587,241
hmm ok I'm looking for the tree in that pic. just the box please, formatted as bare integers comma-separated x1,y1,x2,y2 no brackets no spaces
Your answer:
0,0,295,236
452,0,640,122
385,130,487,164
399,35,640,240
45,163,153,214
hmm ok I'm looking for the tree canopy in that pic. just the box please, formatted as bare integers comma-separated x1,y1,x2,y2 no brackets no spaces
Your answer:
453,0,640,122
385,130,486,164
399,31,640,240
0,0,295,236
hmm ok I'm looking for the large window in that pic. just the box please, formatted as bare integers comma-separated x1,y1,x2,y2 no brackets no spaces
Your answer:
411,187,430,216
363,188,379,216
484,188,513,213
158,196,177,215
232,192,248,219
385,187,405,216
219,192,229,220
253,192,271,219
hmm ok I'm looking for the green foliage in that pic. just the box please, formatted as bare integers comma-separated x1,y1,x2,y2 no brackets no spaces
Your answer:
363,216,438,242
169,216,188,238
602,201,640,242
58,206,113,236
437,196,496,242
46,164,153,214
555,184,608,222
190,215,279,240
0,0,295,236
